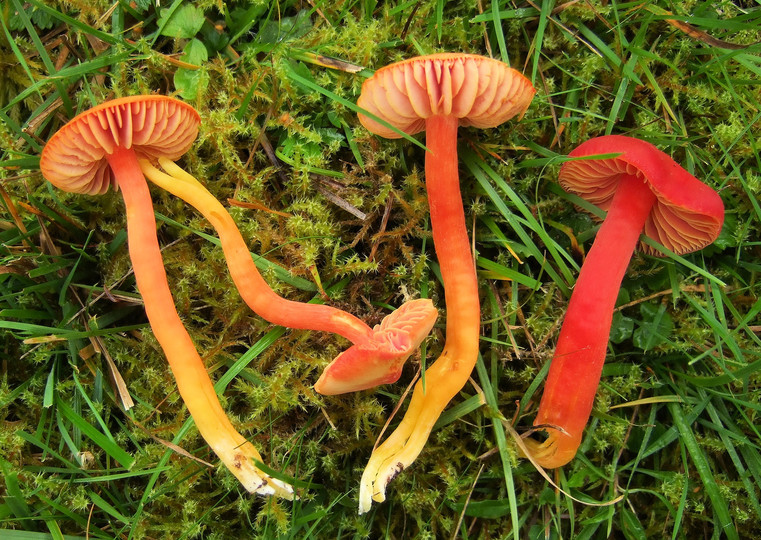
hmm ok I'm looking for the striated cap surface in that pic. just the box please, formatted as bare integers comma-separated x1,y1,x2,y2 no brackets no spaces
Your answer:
558,135,724,256
357,53,535,138
40,95,200,195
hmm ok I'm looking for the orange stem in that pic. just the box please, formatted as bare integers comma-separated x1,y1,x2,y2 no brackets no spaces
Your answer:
106,147,291,496
141,159,372,343
140,158,438,396
360,115,481,510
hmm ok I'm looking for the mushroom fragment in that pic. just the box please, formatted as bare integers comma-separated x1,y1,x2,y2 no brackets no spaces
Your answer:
523,135,724,468
40,95,294,498
139,158,438,395
355,53,535,513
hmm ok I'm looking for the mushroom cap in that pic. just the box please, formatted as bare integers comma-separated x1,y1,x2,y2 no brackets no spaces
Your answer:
314,298,438,395
357,53,536,138
40,95,200,195
558,135,725,256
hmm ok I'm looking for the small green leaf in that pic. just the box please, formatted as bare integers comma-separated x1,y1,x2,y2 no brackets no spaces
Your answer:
257,9,312,43
633,302,673,350
9,5,54,31
610,311,634,344
621,508,647,540
174,38,208,99
158,4,205,38
43,364,55,408
449,498,512,519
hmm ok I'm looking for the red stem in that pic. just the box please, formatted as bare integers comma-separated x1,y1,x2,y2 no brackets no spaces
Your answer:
530,173,657,467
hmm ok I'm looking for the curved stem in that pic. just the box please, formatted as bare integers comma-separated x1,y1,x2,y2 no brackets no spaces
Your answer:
107,147,293,498
360,115,481,512
524,173,657,468
141,158,372,343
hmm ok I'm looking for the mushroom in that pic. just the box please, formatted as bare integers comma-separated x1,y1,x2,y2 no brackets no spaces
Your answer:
139,158,438,395
39,95,293,498
523,135,724,468
354,53,536,512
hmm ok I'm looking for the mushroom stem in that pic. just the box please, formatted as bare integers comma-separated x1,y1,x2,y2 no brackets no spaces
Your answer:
107,147,293,498
524,172,656,468
140,158,372,342
140,157,437,395
359,115,481,512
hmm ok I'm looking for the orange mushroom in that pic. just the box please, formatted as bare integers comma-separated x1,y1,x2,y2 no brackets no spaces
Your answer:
354,53,535,512
139,159,438,395
39,95,293,498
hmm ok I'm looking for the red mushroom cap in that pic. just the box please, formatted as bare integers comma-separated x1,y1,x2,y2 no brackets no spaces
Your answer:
558,135,724,256
357,53,535,139
40,95,200,195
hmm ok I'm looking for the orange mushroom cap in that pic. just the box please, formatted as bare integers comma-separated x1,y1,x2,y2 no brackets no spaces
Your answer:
356,53,535,138
40,95,200,195
313,298,438,395
558,135,725,256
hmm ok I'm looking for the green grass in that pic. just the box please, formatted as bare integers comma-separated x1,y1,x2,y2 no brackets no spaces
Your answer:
1,0,760,538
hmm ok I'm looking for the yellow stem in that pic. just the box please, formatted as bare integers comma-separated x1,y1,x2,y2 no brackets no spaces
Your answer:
141,158,373,343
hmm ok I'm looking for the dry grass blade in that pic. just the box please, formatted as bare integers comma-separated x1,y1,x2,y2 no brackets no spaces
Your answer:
504,420,624,507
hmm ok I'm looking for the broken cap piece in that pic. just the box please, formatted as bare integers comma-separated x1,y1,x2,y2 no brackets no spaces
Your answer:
313,298,438,395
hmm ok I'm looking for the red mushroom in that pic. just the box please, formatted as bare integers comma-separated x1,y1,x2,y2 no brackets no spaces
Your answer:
139,158,438,395
523,135,724,468
39,96,293,498
354,53,535,512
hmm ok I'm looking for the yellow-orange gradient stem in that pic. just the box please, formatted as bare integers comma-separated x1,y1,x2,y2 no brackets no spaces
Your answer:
108,147,293,498
359,115,481,513
140,158,439,396
140,158,373,344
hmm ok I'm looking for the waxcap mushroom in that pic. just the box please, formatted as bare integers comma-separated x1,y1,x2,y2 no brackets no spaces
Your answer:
558,135,724,255
41,95,199,195
523,134,724,469
355,53,536,514
40,95,293,498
